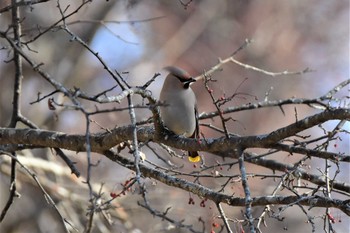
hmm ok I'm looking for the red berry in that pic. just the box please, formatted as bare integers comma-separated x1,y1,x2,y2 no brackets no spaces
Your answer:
212,222,219,228
110,192,118,198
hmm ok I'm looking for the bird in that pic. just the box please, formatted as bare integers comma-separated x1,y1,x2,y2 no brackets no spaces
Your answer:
159,66,200,162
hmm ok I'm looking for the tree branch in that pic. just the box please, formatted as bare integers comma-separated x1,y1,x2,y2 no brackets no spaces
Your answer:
101,149,350,215
2,108,348,160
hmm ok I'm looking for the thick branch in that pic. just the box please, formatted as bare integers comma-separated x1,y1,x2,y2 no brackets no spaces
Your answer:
245,153,350,193
259,109,350,145
1,109,348,160
0,108,349,195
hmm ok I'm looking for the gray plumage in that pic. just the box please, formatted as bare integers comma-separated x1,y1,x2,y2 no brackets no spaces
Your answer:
159,66,200,162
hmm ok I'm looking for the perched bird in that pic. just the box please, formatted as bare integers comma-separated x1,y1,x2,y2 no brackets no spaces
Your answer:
159,66,200,162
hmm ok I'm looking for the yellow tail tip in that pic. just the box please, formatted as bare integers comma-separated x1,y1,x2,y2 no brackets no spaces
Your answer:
188,156,201,163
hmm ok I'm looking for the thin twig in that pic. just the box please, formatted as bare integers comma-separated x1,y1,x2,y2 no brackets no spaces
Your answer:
216,202,233,233
0,0,50,13
238,149,256,233
1,151,71,232
127,95,142,182
194,39,312,81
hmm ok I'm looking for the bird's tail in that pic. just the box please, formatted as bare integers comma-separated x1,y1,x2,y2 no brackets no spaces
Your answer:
188,151,200,163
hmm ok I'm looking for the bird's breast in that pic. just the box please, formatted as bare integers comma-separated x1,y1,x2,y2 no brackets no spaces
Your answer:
160,89,196,137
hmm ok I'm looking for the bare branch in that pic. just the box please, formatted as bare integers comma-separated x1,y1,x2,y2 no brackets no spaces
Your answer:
101,149,350,215
194,40,313,81
238,148,256,233
0,0,50,13
0,151,71,232
216,202,233,233
0,109,348,162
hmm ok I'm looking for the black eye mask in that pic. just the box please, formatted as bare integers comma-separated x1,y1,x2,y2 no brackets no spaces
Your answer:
178,77,196,89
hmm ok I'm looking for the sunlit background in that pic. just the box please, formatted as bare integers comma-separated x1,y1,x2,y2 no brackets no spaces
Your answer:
0,1,349,232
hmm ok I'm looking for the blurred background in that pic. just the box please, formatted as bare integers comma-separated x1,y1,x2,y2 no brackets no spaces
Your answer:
0,0,349,232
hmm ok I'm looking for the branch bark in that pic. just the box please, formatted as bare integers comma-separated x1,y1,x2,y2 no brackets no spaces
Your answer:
0,108,348,161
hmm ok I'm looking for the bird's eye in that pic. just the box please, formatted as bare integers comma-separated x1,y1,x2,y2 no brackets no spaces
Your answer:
183,82,190,89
